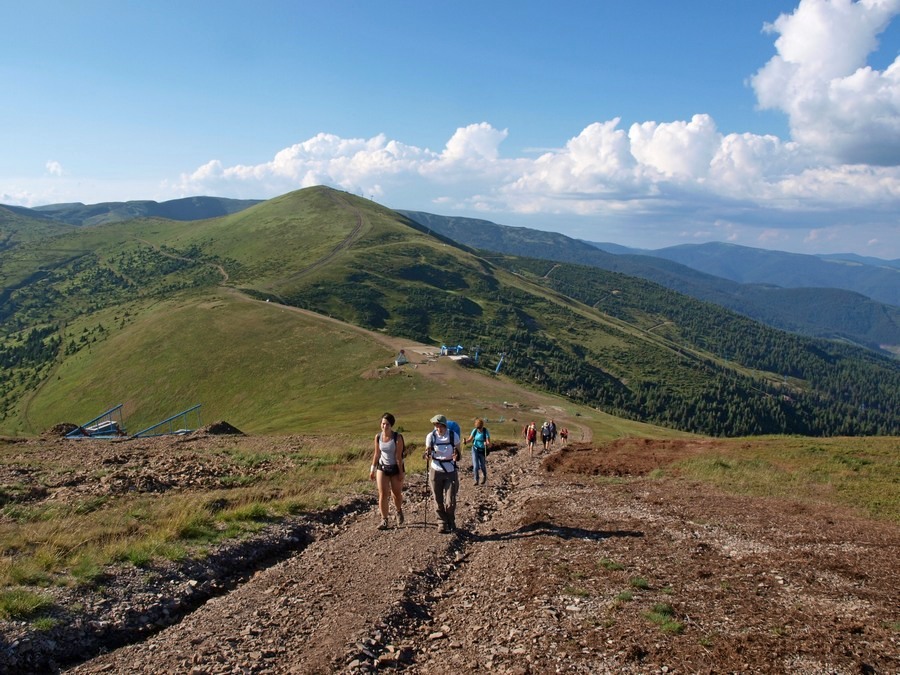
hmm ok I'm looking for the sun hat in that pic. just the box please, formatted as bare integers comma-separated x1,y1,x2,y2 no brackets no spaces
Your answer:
430,414,447,425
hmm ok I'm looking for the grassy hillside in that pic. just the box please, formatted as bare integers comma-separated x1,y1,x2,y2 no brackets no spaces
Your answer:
400,210,900,352
2,186,898,438
7,287,671,442
0,206,76,246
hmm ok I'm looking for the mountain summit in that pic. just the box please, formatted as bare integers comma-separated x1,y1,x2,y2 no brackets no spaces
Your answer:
2,186,898,437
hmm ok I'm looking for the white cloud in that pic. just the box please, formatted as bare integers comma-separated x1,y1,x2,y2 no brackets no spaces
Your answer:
170,115,900,255
751,0,900,165
628,114,721,180
114,1,900,258
45,160,63,176
440,123,507,162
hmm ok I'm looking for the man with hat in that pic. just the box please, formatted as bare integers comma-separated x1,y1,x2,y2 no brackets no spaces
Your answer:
425,414,461,533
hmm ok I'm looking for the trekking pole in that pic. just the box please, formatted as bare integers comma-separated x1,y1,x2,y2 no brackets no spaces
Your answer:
423,454,428,530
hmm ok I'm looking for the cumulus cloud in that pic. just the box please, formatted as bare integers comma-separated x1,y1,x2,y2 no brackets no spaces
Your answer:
440,123,507,162
173,116,900,237
751,0,900,165
45,160,63,176
175,132,434,199
165,1,900,257
628,115,721,179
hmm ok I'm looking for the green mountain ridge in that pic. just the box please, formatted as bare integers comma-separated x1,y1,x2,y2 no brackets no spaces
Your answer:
8,197,896,348
30,196,263,227
2,186,898,437
399,210,900,353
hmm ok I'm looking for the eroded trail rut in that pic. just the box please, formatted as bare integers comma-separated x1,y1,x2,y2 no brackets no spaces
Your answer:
67,450,526,674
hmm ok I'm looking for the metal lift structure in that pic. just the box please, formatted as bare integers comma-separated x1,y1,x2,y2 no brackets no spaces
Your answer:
132,404,202,438
65,404,126,438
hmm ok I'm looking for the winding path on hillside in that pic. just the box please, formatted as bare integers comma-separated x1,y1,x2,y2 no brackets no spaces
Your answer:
285,190,368,281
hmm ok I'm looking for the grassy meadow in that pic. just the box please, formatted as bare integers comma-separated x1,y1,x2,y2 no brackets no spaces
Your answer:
669,436,900,523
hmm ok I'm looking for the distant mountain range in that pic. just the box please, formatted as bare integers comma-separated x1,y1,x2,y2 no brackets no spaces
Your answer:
3,197,897,354
9,196,263,228
2,187,898,438
399,211,900,355
590,241,899,305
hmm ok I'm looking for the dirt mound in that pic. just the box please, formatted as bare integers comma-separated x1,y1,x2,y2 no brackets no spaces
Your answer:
544,438,714,476
44,422,79,437
200,420,244,435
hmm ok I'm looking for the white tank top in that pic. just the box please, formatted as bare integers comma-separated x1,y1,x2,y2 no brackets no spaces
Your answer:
378,433,399,466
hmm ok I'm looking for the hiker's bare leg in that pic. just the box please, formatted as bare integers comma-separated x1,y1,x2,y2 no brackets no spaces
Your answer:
390,474,403,512
376,472,391,520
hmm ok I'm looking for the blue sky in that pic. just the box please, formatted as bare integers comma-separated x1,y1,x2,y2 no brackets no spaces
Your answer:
3,0,900,258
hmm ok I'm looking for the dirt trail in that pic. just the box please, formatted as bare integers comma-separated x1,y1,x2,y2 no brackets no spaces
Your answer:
58,438,898,675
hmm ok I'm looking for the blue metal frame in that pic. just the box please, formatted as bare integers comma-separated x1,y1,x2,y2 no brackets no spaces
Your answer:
66,404,126,438
132,404,202,438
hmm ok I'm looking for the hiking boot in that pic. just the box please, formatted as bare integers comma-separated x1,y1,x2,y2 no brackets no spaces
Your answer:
377,518,389,530
397,510,405,526
438,523,450,534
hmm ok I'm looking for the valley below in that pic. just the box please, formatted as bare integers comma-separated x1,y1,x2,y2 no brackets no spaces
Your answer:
1,431,897,674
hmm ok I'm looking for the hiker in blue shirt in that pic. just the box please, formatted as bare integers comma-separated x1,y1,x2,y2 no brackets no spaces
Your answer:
464,418,491,485
425,414,461,533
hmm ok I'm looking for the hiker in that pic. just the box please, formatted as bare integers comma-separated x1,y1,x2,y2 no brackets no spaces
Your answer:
548,419,557,447
425,414,461,533
464,418,491,485
369,412,405,530
541,421,552,450
524,422,537,457
560,427,569,444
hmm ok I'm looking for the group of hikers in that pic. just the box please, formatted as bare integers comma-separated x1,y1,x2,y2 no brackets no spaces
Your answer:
368,412,490,533
368,411,567,533
522,418,567,457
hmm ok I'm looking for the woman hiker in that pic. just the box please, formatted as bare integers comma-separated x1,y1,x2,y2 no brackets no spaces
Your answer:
524,422,537,457
464,418,491,485
369,412,405,530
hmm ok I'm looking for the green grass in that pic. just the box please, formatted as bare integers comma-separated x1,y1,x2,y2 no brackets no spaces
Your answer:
563,586,591,598
598,558,625,571
70,554,105,585
671,437,900,523
0,438,377,588
645,602,684,634
0,589,54,620
8,279,668,444
32,616,61,631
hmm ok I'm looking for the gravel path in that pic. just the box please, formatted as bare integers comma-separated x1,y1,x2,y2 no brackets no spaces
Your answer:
2,434,897,674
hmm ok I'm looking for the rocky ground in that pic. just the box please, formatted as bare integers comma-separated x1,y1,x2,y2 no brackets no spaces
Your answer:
1,431,898,674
